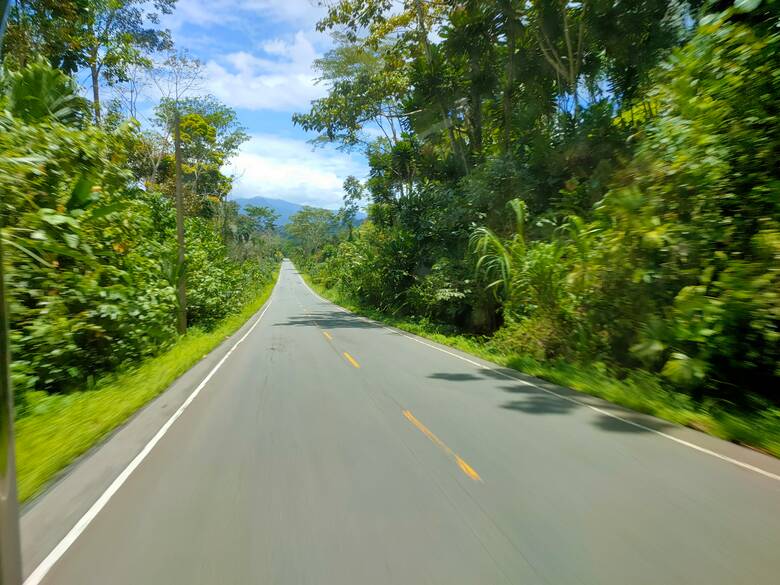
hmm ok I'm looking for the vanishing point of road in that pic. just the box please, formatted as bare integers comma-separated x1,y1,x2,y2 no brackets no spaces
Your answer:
20,260,780,584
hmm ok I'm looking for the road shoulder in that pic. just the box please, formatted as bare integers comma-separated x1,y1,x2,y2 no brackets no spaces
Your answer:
20,291,276,579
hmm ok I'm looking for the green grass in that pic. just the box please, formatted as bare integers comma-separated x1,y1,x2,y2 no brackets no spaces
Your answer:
303,275,780,459
15,270,279,503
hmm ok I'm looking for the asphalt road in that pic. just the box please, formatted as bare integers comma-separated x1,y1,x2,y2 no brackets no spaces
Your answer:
23,260,780,584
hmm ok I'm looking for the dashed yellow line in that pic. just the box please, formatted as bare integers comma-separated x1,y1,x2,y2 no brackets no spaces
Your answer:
343,352,361,369
455,456,481,482
323,331,333,341
402,410,482,482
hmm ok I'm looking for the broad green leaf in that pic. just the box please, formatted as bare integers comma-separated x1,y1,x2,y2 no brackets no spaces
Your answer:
734,0,762,13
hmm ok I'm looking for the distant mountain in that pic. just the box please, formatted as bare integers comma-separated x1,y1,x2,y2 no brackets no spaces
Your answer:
231,196,365,226
231,196,306,226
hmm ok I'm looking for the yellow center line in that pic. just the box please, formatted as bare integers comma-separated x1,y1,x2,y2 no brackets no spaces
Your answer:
455,456,481,482
323,331,333,341
402,410,482,482
343,352,361,369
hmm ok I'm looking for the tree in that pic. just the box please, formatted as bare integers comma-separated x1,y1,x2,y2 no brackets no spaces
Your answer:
293,34,409,149
156,96,246,333
286,207,339,257
299,0,780,411
111,60,150,119
83,0,176,123
146,53,206,336
135,51,203,188
1,0,88,72
1,60,279,407
310,0,471,173
178,96,248,205
153,95,248,213
440,1,498,161
245,205,280,234
338,175,364,240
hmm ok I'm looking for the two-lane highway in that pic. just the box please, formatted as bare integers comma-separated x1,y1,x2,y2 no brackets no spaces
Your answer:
23,260,780,584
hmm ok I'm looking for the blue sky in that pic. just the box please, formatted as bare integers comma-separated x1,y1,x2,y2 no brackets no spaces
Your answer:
159,0,368,209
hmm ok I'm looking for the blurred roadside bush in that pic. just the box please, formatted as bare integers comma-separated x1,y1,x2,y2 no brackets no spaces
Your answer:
1,62,276,408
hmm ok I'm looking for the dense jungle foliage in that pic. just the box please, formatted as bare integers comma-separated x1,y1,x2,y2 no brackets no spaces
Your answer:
291,0,780,411
1,3,281,411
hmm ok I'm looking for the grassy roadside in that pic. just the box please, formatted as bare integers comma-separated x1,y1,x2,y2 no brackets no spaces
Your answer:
303,275,780,459
15,269,279,503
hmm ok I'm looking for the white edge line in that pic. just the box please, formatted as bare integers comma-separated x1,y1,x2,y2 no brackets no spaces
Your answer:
24,297,275,585
297,272,780,483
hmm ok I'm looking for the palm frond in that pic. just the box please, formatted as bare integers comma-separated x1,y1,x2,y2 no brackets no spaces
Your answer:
469,226,512,297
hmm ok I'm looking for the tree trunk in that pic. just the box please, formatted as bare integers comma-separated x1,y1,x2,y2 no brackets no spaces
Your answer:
191,168,200,209
469,52,483,159
439,103,469,174
502,6,517,155
90,63,101,124
174,113,187,335
16,0,29,68
413,0,470,175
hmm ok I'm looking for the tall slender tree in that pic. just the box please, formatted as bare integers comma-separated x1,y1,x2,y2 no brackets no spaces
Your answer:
83,0,176,122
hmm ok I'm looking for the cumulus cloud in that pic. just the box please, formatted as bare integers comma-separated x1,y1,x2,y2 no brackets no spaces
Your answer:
244,0,325,28
203,31,326,111
167,0,324,30
159,1,364,207
228,135,367,208
160,0,333,112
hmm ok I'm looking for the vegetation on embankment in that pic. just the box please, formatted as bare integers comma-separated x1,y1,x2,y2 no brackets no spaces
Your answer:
285,0,780,457
303,275,780,460
0,50,286,502
16,269,278,503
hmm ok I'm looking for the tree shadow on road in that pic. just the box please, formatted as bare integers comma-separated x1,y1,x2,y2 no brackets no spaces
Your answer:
498,380,675,434
428,373,483,382
273,311,382,330
500,389,579,415
428,365,674,435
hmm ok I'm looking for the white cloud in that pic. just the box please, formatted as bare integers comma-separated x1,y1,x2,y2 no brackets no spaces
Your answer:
160,0,334,112
166,0,227,28
228,134,367,208
203,31,326,111
158,0,367,207
166,0,325,30
244,0,325,28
